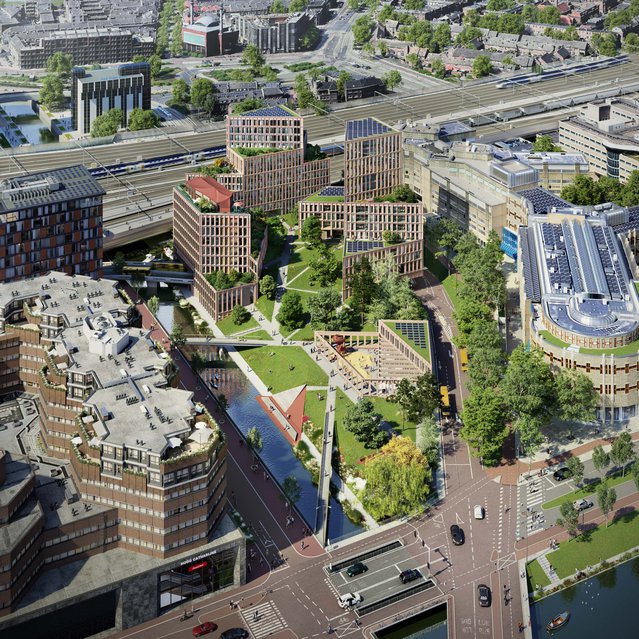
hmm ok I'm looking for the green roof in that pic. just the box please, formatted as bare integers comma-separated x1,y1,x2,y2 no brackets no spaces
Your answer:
384,320,430,364
304,194,345,203
536,329,639,357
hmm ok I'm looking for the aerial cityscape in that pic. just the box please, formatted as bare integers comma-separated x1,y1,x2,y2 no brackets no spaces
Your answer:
0,0,638,636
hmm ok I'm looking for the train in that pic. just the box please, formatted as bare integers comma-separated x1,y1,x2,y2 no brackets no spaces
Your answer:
495,54,629,89
88,143,345,179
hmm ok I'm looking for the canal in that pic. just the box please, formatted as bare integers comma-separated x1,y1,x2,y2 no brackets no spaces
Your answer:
530,557,639,637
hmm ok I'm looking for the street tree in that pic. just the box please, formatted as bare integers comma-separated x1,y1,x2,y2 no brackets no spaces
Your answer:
241,44,266,70
190,78,215,112
246,426,264,455
556,501,580,538
281,475,302,509
592,444,610,479
472,55,492,78
147,295,160,316
307,288,341,329
91,108,123,137
231,305,250,325
46,52,73,77
532,135,561,152
516,413,545,473
352,15,374,45
596,481,617,527
301,215,323,248
632,461,639,491
431,58,447,79
148,55,162,78
276,292,306,329
363,436,431,519
39,75,65,110
170,323,187,348
466,340,506,391
382,70,402,92
343,398,387,448
609,431,636,477
259,274,276,300
172,78,190,105
566,456,585,487
460,388,508,466
128,108,160,131
554,368,598,424
454,298,493,344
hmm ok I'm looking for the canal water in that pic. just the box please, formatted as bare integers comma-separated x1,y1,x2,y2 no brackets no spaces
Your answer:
156,302,361,540
2,102,54,145
530,557,639,637
375,604,448,639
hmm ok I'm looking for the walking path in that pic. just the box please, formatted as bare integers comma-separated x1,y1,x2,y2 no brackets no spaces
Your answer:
316,386,336,546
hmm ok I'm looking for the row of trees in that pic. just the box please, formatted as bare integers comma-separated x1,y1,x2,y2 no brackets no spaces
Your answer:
560,172,639,208
171,77,217,116
39,52,74,110
90,107,160,137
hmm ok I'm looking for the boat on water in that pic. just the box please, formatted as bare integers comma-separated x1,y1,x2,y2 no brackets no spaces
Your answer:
546,611,570,633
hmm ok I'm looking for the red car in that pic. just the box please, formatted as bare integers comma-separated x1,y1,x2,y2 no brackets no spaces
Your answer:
193,622,218,637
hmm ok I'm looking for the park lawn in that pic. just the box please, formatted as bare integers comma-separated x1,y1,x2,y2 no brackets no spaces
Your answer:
526,559,551,591
256,294,274,321
546,510,639,579
542,471,634,510
237,345,328,393
283,210,298,228
369,397,418,443
290,266,343,295
332,391,377,468
289,324,316,341
287,241,342,284
242,330,273,341
215,313,259,336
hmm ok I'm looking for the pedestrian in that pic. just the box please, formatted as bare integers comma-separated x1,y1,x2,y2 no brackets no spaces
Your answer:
247,563,252,574
301,541,305,550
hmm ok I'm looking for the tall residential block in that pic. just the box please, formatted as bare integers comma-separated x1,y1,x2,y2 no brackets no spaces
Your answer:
71,63,151,135
0,165,104,282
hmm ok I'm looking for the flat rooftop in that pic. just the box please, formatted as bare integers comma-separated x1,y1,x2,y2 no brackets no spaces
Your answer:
304,185,345,203
235,105,299,118
345,117,392,141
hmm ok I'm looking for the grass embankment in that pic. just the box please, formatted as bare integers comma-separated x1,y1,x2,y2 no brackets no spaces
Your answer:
215,313,259,336
424,248,461,310
241,330,273,341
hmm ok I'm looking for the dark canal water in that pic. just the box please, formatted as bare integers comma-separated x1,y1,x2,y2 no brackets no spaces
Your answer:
530,558,639,638
375,604,448,639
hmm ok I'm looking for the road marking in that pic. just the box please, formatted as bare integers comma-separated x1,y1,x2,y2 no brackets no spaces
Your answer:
455,513,465,525
240,601,287,639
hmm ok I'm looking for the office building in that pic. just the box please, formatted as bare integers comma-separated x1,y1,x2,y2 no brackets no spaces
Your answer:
71,63,151,135
0,273,243,635
173,175,264,320
559,98,639,181
519,196,639,423
0,165,104,282
182,15,239,56
237,12,314,53
216,105,331,213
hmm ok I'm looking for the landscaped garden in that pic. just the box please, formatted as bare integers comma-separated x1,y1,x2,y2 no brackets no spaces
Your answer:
216,312,259,336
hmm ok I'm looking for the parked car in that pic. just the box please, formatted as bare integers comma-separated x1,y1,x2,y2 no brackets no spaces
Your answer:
553,467,573,482
399,568,420,584
573,498,594,512
474,505,485,520
478,584,491,607
221,629,249,639
193,622,218,637
346,562,367,577
338,592,362,609
450,524,465,546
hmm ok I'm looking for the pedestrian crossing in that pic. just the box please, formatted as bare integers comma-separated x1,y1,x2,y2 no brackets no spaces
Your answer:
240,601,287,639
516,477,546,539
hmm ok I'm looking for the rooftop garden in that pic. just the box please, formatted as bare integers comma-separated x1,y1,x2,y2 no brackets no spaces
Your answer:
205,269,254,291
233,146,286,157
373,185,419,204
537,328,639,356
304,193,344,203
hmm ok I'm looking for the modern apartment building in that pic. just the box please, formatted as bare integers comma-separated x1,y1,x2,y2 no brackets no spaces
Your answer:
236,12,314,53
217,105,331,213
173,175,264,320
71,63,151,135
0,165,104,282
0,273,243,636
559,99,639,181
519,201,639,423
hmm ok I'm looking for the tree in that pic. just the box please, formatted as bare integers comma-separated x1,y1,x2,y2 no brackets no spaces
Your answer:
393,379,416,431
554,368,598,424
609,431,636,477
405,53,420,69
382,70,402,92
241,43,266,70
404,0,423,8
431,58,447,79
128,108,160,131
621,171,639,207
46,52,73,77
39,75,65,110
231,304,250,325
532,135,562,153
200,92,217,118
336,71,351,99
460,388,508,465
289,0,307,10
149,55,162,79
172,78,190,105
309,245,340,287
91,108,123,137
378,41,389,57
624,32,639,53
190,350,207,373
454,298,492,343
348,257,377,321
597,481,617,527
232,98,265,115
276,291,306,329
472,55,492,78
281,475,301,508
147,295,160,316
347,0,360,9
301,23,320,49
270,0,286,12
556,501,580,538
191,78,215,112
307,288,341,329
246,426,263,455
112,251,126,274
344,398,387,448
632,461,639,491
352,15,374,45
382,230,402,245
592,444,610,479
432,23,451,51
417,415,440,460
259,274,276,300
301,215,323,248
561,175,607,205
363,436,431,519
566,456,585,487
538,5,561,23
170,323,187,348
592,33,619,57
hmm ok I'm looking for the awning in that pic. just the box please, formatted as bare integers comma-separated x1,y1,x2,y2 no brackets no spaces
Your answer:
189,428,213,444
168,437,183,448
195,421,209,430
71,437,83,446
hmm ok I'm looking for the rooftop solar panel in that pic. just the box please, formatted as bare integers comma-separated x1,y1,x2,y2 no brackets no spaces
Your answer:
345,117,391,141
236,105,299,118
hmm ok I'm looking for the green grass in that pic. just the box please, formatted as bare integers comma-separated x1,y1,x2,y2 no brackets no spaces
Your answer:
304,194,344,203
291,266,342,295
384,320,430,365
255,294,274,321
287,244,316,281
542,470,634,510
526,559,551,590
425,248,461,311
287,242,343,293
216,313,259,336
442,274,462,312
369,397,418,442
580,339,639,356
283,210,299,228
546,510,639,579
537,330,570,349
241,330,273,341
289,324,316,341
237,345,328,393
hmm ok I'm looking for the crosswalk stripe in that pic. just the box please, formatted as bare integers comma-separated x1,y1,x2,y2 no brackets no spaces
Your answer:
240,601,287,639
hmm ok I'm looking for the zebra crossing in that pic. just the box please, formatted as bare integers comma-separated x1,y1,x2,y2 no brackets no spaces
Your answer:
240,601,287,639
516,477,546,539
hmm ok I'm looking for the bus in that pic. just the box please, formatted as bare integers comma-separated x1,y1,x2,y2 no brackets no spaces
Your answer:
460,347,469,373
440,386,450,417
